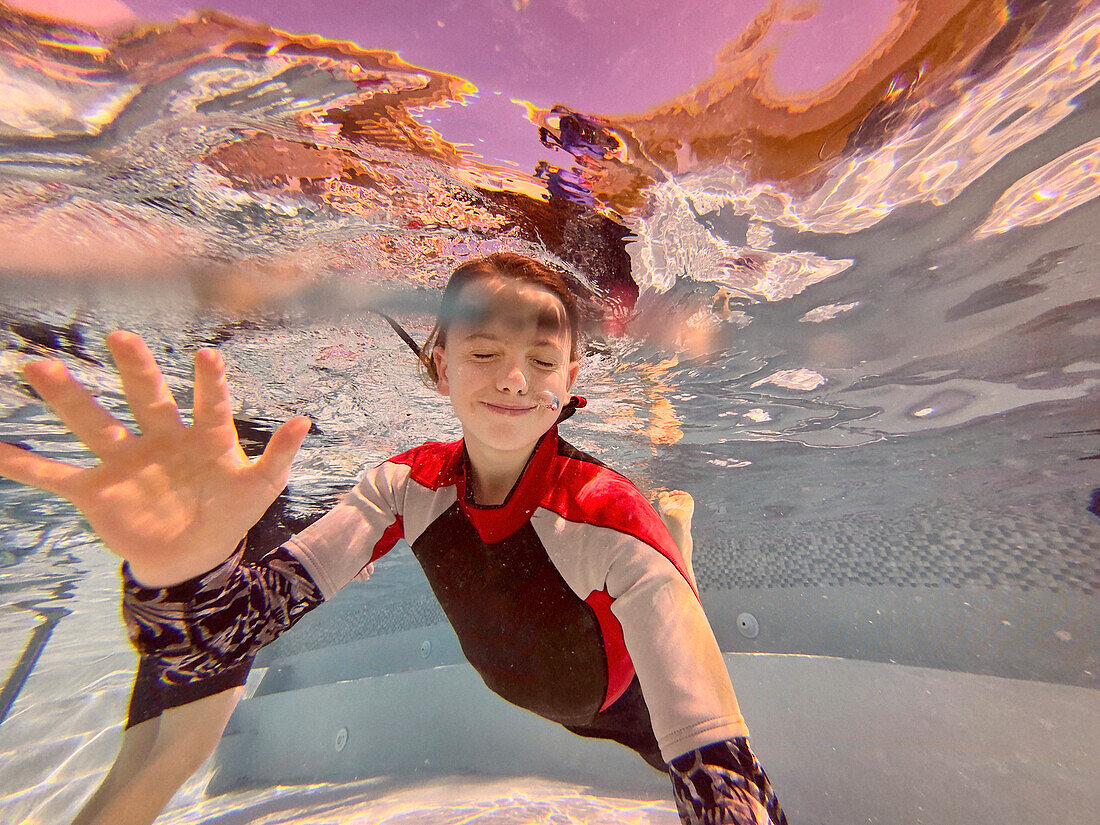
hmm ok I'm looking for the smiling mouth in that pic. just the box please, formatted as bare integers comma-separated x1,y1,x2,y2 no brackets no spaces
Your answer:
482,402,537,416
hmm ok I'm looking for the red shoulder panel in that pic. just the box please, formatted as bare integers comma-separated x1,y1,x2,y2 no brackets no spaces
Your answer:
585,587,634,711
388,440,463,491
369,515,404,565
543,455,698,597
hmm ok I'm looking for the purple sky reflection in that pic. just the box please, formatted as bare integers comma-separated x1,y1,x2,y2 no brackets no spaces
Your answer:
121,0,774,179
765,1,903,97
123,0,766,115
21,1,904,181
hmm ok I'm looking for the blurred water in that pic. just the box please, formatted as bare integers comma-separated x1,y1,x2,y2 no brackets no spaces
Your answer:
1,0,1098,823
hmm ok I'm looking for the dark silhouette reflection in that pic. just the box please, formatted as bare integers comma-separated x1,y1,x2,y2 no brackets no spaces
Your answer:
4,316,101,367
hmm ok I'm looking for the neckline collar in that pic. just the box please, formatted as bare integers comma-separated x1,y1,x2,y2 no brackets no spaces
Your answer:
457,426,559,543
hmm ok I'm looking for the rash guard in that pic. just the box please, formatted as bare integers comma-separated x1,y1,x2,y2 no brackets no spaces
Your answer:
287,426,750,757
122,425,786,824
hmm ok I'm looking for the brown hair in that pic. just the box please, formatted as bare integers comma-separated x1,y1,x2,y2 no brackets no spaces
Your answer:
419,253,581,384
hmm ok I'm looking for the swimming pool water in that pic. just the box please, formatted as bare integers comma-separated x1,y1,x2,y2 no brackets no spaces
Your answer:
1,1,1098,822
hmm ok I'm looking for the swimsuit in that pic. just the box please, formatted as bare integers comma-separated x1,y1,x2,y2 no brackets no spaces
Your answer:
122,426,786,824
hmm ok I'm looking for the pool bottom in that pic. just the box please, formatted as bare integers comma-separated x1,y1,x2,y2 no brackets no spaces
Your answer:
1,535,1098,825
1,611,1098,824
215,652,1099,825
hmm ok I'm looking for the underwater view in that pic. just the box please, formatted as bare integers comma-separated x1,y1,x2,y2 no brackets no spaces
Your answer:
1,0,1098,822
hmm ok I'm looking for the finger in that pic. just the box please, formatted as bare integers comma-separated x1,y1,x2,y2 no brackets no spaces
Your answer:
192,348,235,434
106,331,184,437
251,416,311,487
21,359,131,457
0,440,82,496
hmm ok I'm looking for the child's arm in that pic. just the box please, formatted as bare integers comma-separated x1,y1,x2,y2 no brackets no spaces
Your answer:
655,491,786,824
604,489,787,824
666,738,786,825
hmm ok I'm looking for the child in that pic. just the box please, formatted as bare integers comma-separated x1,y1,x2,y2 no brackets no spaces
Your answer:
1,253,787,825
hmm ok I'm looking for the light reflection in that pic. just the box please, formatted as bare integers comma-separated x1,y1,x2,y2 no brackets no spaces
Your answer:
799,301,860,323
975,136,1100,236
153,775,675,825
751,368,828,391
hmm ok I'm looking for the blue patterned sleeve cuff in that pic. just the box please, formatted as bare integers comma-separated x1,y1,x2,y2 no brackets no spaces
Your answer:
667,737,788,825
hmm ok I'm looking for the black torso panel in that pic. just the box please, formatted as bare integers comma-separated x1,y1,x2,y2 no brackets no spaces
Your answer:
411,502,608,726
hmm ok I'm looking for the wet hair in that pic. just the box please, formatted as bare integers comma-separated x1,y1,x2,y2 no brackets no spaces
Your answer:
418,253,581,385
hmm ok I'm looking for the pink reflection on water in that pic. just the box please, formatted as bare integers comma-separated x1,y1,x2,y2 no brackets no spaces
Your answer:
765,0,907,98
8,0,135,27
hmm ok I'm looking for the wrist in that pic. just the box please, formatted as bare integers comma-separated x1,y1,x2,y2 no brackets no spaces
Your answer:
122,539,246,593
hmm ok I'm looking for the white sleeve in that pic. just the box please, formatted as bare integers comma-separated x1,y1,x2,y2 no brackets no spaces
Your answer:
283,460,410,600
606,537,751,763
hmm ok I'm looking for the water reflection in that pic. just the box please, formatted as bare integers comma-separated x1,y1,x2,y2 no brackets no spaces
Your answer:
1,0,1098,823
151,775,677,825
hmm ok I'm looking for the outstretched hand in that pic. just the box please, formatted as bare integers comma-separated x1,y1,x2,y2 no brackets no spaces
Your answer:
0,331,311,587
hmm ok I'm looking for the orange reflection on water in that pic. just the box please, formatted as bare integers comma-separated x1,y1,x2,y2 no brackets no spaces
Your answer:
610,355,685,449
610,0,1012,182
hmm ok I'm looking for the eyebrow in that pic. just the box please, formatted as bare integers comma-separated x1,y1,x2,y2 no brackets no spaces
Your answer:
461,332,564,349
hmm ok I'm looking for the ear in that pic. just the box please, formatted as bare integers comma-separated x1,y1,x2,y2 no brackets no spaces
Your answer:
432,346,450,396
565,359,580,394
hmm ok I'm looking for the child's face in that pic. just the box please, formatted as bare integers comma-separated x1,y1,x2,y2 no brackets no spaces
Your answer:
433,276,579,460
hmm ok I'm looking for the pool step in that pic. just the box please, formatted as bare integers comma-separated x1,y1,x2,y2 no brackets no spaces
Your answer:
212,661,666,796
211,650,1100,824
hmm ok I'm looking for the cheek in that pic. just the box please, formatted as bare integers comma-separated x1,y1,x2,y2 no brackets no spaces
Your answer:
449,362,487,395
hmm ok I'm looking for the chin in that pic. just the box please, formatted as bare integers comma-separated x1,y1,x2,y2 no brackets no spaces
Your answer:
468,422,552,453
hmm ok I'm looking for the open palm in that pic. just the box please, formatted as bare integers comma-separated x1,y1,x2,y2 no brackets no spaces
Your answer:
0,331,310,587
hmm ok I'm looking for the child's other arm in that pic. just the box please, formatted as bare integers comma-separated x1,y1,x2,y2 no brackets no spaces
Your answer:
122,457,408,695
121,541,324,692
96,461,405,825
605,518,787,824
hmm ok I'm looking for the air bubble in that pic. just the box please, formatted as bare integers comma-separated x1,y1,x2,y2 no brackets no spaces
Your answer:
535,390,560,412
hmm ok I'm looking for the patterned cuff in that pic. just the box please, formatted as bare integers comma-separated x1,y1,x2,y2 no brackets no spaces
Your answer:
121,540,246,602
121,543,324,686
668,737,788,825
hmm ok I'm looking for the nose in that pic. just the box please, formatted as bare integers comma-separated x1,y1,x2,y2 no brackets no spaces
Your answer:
496,357,528,394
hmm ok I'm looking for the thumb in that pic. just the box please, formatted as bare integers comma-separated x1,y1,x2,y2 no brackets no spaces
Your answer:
253,416,311,486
